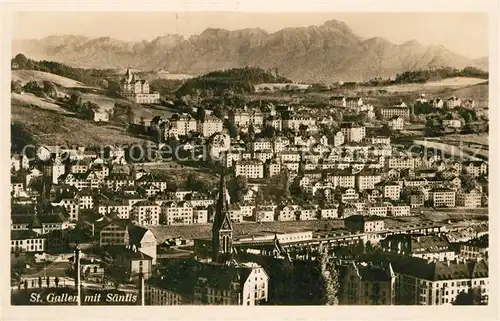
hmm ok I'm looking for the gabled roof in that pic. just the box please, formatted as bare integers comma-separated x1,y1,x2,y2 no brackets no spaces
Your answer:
11,230,43,240
197,263,254,290
128,225,152,246
133,200,159,207
390,256,488,281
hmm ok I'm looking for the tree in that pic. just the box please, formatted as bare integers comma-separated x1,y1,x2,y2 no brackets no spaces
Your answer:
186,173,212,194
43,81,57,98
260,125,276,138
23,280,28,290
225,120,238,138
23,81,42,93
453,288,486,305
13,53,29,69
107,80,121,96
46,276,50,287
11,80,23,93
461,174,477,191
298,161,305,176
69,91,83,107
126,105,135,124
136,186,147,197
255,189,265,204
196,106,206,121
227,175,249,203
318,245,339,305
248,124,256,141
213,105,225,119
425,117,445,137
38,276,42,288
81,101,100,120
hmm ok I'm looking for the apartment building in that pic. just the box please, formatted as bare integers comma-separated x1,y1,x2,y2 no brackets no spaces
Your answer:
386,157,415,170
393,257,488,305
253,206,275,222
429,188,456,207
456,188,482,208
339,262,396,305
193,262,269,305
356,170,382,191
131,200,161,226
235,160,264,179
161,201,193,225
340,122,366,143
11,230,46,253
379,107,410,120
274,205,297,221
463,161,488,178
169,113,197,137
196,115,223,137
229,109,265,127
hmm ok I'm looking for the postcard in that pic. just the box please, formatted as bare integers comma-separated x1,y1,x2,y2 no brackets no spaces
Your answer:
2,1,498,320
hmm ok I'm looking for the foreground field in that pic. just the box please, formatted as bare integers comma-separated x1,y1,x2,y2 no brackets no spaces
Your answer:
11,104,147,147
11,93,72,114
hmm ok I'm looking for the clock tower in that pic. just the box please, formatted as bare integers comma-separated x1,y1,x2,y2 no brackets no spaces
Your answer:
212,153,233,263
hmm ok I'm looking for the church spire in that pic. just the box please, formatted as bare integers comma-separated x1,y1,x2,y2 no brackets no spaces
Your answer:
212,152,233,263
125,67,133,82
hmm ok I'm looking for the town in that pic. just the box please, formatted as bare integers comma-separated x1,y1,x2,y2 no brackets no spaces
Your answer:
10,21,489,306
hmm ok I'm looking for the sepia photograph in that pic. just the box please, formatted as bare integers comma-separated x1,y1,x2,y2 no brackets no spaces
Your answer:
4,3,496,313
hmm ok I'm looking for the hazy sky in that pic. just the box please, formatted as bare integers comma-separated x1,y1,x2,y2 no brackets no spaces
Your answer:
13,12,489,58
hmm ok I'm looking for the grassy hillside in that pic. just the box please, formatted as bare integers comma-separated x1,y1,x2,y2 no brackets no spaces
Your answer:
12,54,115,87
440,82,489,108
11,92,71,114
12,70,92,88
11,103,147,147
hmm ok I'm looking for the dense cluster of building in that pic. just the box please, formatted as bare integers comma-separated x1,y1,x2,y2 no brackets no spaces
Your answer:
10,87,488,306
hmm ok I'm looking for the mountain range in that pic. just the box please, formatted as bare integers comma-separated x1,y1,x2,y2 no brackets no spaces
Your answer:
12,19,488,83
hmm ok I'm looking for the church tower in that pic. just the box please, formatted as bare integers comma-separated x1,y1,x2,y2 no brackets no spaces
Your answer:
125,67,133,83
212,152,233,263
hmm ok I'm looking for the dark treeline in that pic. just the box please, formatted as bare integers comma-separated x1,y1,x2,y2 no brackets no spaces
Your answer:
176,67,292,97
362,66,488,86
12,53,116,87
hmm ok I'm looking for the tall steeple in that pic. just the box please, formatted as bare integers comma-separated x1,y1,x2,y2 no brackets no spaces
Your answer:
125,67,133,83
212,152,233,263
